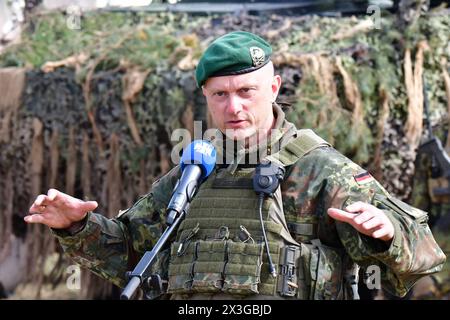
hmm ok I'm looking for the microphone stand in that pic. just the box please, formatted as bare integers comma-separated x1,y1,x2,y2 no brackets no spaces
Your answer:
120,165,202,300
120,207,188,300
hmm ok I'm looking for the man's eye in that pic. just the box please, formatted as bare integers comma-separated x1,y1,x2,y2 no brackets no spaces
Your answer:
214,92,225,97
240,88,254,95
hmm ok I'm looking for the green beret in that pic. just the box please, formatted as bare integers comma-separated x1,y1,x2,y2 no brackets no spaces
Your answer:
195,31,272,87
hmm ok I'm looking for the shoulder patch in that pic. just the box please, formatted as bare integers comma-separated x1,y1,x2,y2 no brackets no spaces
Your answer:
354,171,374,185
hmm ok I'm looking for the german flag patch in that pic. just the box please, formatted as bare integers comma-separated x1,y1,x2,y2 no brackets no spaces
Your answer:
354,171,374,185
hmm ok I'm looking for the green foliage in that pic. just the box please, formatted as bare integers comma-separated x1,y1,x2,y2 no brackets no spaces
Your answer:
1,9,449,196
0,11,193,73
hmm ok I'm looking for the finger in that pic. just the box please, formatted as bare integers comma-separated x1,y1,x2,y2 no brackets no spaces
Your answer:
29,203,46,214
345,201,371,213
327,208,358,224
47,188,64,201
354,211,375,225
362,216,381,230
35,194,48,206
371,227,389,239
24,214,47,224
29,203,39,213
80,201,98,212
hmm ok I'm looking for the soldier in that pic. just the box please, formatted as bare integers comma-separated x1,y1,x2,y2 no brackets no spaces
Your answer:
25,31,445,300
409,122,450,299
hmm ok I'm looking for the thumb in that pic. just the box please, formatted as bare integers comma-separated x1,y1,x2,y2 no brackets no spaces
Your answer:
327,208,357,224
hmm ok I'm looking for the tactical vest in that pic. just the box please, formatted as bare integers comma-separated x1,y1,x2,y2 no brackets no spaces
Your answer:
166,129,357,300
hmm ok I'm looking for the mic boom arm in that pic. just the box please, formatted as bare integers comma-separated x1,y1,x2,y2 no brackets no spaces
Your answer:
120,140,216,300
120,205,187,300
120,165,201,300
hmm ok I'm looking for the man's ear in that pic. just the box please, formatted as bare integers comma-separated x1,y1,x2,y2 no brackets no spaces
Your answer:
271,75,282,101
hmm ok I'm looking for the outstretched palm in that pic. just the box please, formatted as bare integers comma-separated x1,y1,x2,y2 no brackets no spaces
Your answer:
26,188,98,229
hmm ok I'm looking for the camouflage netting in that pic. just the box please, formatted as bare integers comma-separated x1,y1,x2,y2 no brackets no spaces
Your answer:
0,5,449,299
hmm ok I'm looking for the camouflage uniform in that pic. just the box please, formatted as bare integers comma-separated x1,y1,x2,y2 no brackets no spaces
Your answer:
52,104,445,299
409,125,450,299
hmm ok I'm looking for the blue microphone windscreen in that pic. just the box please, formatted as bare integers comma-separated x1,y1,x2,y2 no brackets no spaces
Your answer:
180,140,217,179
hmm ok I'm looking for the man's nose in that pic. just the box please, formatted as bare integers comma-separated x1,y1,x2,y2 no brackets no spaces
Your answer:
226,95,243,114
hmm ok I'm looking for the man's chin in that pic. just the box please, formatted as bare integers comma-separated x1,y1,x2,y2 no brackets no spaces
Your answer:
223,128,256,142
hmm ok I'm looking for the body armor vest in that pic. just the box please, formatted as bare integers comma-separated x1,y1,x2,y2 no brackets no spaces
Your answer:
167,166,287,297
166,130,357,299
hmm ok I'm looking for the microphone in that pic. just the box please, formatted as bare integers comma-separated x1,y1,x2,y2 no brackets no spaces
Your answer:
166,140,216,225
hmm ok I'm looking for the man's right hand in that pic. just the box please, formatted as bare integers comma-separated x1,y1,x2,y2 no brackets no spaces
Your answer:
25,188,98,229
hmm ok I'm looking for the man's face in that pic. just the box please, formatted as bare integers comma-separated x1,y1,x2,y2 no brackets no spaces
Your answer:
202,62,281,143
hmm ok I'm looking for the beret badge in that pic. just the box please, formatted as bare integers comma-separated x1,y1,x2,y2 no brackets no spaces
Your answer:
250,46,265,67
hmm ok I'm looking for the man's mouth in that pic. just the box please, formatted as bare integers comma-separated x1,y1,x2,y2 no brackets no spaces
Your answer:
228,120,246,124
226,120,248,128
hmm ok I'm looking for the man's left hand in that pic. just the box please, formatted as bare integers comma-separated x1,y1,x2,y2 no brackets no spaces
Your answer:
327,202,394,242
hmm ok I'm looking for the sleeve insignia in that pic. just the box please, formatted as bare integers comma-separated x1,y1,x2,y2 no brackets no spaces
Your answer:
354,171,375,185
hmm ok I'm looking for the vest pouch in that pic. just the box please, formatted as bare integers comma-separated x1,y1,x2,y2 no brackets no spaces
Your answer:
298,241,345,300
168,239,227,294
191,240,226,293
223,241,264,295
167,241,196,294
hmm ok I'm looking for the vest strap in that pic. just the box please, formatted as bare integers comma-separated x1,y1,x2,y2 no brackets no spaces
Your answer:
266,129,331,166
287,222,316,236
